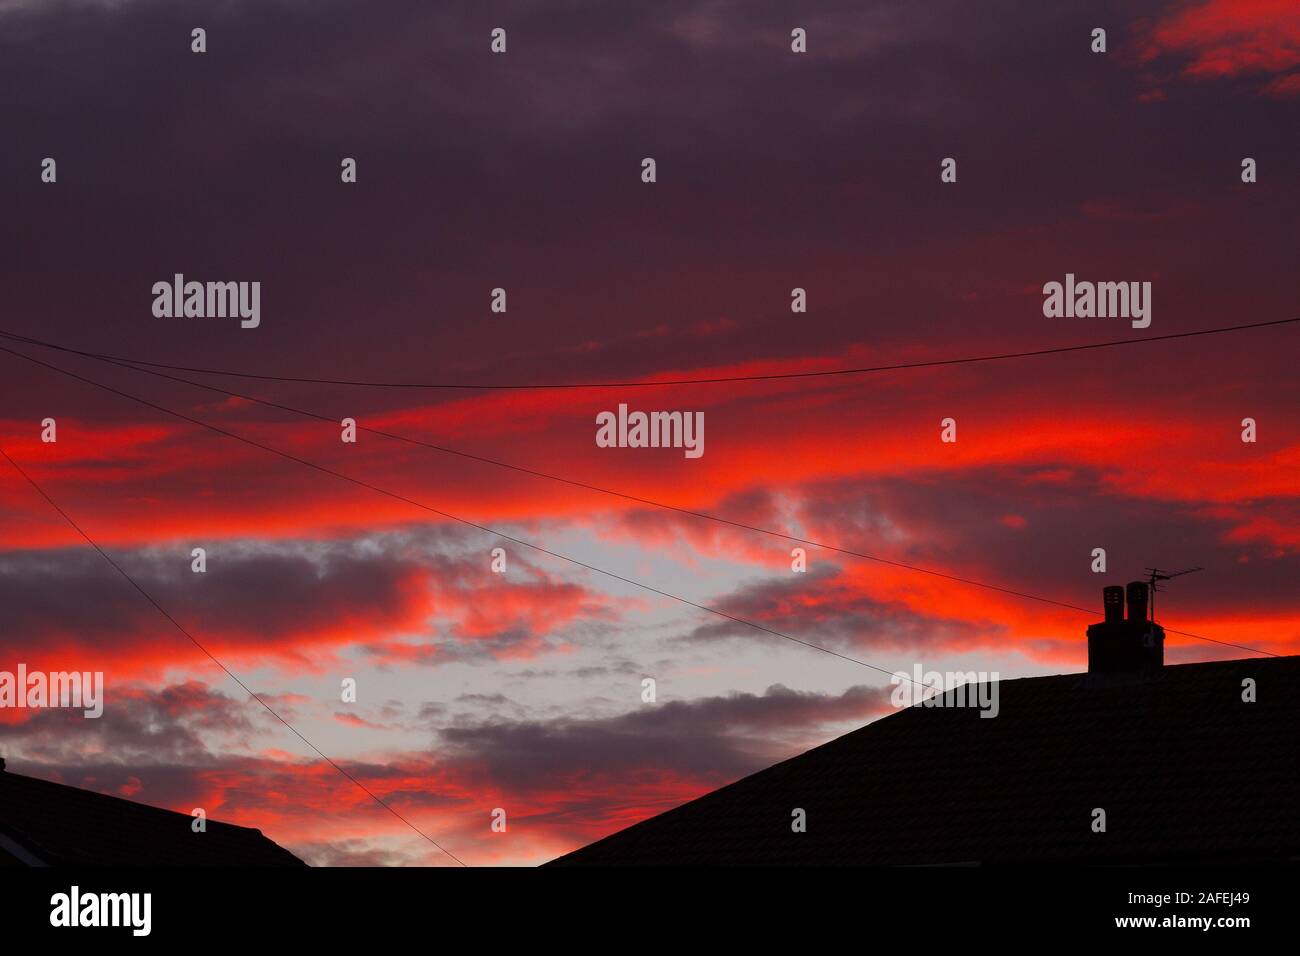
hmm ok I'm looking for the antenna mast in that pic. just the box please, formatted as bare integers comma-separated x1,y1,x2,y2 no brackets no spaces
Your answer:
1143,566,1202,624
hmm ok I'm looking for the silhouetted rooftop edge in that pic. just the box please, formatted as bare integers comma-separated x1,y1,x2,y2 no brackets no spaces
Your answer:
0,765,306,866
550,655,1300,866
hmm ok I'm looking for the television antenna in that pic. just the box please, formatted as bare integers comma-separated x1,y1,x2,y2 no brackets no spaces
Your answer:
1144,566,1202,623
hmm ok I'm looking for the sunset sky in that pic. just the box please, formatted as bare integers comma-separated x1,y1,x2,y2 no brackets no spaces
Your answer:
1,0,1298,866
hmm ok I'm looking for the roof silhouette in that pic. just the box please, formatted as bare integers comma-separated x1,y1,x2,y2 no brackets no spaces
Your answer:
550,655,1300,865
0,764,305,866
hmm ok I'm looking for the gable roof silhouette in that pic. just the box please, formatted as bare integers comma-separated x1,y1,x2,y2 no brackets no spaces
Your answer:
550,655,1300,865
0,764,305,866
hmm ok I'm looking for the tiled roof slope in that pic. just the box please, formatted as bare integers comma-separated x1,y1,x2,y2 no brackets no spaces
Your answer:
0,766,306,866
550,656,1300,865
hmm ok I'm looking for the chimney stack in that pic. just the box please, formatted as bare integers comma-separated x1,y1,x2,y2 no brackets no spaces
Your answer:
1087,583,1164,674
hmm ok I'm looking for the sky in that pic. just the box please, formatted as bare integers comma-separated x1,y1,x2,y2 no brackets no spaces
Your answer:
0,0,1298,866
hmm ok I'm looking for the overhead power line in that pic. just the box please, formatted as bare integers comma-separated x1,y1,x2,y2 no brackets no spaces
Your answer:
2,316,1296,390
0,443,469,867
0,332,1277,659
0,342,925,679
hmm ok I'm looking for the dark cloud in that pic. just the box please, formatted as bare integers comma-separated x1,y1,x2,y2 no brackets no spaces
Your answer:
0,680,253,769
3,0,1294,424
0,538,429,659
684,562,990,651
797,465,1300,624
0,524,615,664
436,682,892,793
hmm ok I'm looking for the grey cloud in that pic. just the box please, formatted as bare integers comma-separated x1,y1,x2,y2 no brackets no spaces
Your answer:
435,681,891,793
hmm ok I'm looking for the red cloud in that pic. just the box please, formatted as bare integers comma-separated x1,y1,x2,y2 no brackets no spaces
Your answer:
1140,0,1300,95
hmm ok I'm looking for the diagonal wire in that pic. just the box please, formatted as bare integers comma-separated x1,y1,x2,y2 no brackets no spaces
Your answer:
0,316,1296,390
0,443,469,866
0,331,1277,658
0,342,920,678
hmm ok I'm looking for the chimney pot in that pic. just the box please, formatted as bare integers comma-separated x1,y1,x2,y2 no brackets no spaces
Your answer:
1103,585,1124,624
1126,581,1149,623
